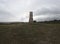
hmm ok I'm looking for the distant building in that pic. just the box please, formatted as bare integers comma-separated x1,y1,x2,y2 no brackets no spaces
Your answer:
29,12,33,23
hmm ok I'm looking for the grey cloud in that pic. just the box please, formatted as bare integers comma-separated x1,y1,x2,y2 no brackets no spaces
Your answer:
35,15,60,22
0,0,60,22
0,10,14,17
32,0,60,22
34,7,60,16
0,10,18,22
34,7,60,21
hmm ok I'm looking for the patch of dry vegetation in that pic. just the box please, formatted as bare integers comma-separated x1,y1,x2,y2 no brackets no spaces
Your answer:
0,23,60,44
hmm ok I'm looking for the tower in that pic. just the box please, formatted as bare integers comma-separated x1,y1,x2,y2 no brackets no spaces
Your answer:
29,11,33,23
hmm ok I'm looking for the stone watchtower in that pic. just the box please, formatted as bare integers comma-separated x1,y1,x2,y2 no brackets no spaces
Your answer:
29,11,33,23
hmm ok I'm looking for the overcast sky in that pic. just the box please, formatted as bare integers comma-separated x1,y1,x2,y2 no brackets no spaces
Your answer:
0,0,60,22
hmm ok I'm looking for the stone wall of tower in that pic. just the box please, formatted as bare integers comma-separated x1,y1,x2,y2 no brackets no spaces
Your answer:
29,12,33,23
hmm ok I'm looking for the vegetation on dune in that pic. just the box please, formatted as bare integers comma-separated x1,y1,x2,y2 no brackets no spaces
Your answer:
0,23,60,44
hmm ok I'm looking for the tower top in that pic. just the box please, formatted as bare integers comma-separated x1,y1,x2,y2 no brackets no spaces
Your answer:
30,11,33,13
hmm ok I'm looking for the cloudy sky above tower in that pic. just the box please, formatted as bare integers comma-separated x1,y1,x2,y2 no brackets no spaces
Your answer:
0,0,60,22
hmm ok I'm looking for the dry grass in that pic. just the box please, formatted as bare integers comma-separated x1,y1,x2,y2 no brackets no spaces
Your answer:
0,23,60,44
